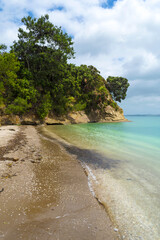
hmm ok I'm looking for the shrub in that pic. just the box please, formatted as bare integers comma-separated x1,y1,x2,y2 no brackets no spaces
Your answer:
36,92,52,119
110,101,119,111
5,97,31,115
73,102,87,111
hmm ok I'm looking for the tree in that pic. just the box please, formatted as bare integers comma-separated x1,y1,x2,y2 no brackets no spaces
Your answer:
106,76,129,102
0,44,7,52
0,46,37,114
11,14,74,90
0,49,20,110
68,65,109,112
11,14,75,117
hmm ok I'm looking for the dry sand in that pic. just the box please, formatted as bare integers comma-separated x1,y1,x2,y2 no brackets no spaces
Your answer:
0,125,119,240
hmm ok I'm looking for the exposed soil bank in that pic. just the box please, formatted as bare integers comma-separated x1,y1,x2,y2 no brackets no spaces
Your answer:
0,125,119,240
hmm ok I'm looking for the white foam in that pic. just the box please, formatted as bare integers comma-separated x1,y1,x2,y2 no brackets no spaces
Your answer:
85,164,98,184
81,162,98,197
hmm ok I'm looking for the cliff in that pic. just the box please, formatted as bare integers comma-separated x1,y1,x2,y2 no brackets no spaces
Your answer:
0,105,127,125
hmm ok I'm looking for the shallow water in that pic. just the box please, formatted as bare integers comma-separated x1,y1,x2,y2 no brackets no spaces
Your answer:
46,116,160,240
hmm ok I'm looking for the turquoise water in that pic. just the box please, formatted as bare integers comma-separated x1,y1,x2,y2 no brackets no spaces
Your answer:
46,116,160,171
45,116,160,239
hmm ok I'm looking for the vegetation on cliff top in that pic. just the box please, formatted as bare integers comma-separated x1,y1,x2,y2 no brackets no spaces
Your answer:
0,15,129,119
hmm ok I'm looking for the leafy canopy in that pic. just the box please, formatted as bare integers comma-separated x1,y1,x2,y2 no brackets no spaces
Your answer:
70,65,110,112
11,14,74,89
0,46,37,114
11,14,75,117
106,76,130,102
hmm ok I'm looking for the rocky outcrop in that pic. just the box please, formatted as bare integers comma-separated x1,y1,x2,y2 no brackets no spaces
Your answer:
45,106,127,125
45,111,90,125
0,114,41,126
0,106,127,126
88,106,126,123
0,115,21,125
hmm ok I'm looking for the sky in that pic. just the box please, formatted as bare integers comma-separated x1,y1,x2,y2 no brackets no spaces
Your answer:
0,0,160,115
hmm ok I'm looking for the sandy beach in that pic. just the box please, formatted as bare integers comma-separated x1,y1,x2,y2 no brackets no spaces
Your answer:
0,125,119,240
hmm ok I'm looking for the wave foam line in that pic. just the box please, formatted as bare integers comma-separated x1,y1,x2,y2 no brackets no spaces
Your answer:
81,162,98,197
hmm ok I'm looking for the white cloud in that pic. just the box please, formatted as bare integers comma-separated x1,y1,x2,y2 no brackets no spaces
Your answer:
0,0,160,113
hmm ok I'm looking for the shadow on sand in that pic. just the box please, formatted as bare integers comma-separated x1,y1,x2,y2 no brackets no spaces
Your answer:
61,142,121,170
39,127,121,171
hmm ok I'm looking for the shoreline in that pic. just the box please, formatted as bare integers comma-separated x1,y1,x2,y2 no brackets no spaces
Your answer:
40,120,160,240
0,125,120,240
39,126,124,235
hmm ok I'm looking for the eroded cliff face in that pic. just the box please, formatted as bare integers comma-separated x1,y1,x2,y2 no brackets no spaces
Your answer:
45,106,127,124
0,115,41,126
0,105,127,125
88,105,127,122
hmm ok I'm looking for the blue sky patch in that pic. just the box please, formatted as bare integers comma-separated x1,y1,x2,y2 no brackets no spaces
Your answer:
101,0,117,9
13,17,22,25
0,0,4,8
27,11,34,18
75,16,84,23
0,0,4,12
48,6,65,12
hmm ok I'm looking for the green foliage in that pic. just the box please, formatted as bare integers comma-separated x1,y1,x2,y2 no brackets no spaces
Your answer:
69,65,109,113
0,47,37,114
0,50,20,108
11,14,74,91
110,101,119,111
0,51,20,81
10,14,76,117
0,81,5,110
6,97,31,115
0,44,7,52
9,78,37,102
0,15,129,119
106,76,129,102
73,102,87,111
36,92,52,119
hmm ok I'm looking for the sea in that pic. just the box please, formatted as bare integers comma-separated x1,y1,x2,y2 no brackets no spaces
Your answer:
44,115,160,240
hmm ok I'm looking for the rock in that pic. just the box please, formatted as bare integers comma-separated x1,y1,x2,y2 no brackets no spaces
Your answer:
21,115,41,125
0,106,128,126
67,111,90,124
31,160,36,163
88,106,126,122
45,107,128,125
114,228,119,232
126,178,132,181
12,158,19,162
0,114,41,126
45,117,65,125
0,188,4,193
0,115,21,125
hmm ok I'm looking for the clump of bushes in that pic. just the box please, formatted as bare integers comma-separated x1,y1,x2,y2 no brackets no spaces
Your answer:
5,97,31,115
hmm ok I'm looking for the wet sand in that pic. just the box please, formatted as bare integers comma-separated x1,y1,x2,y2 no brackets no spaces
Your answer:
0,125,119,240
